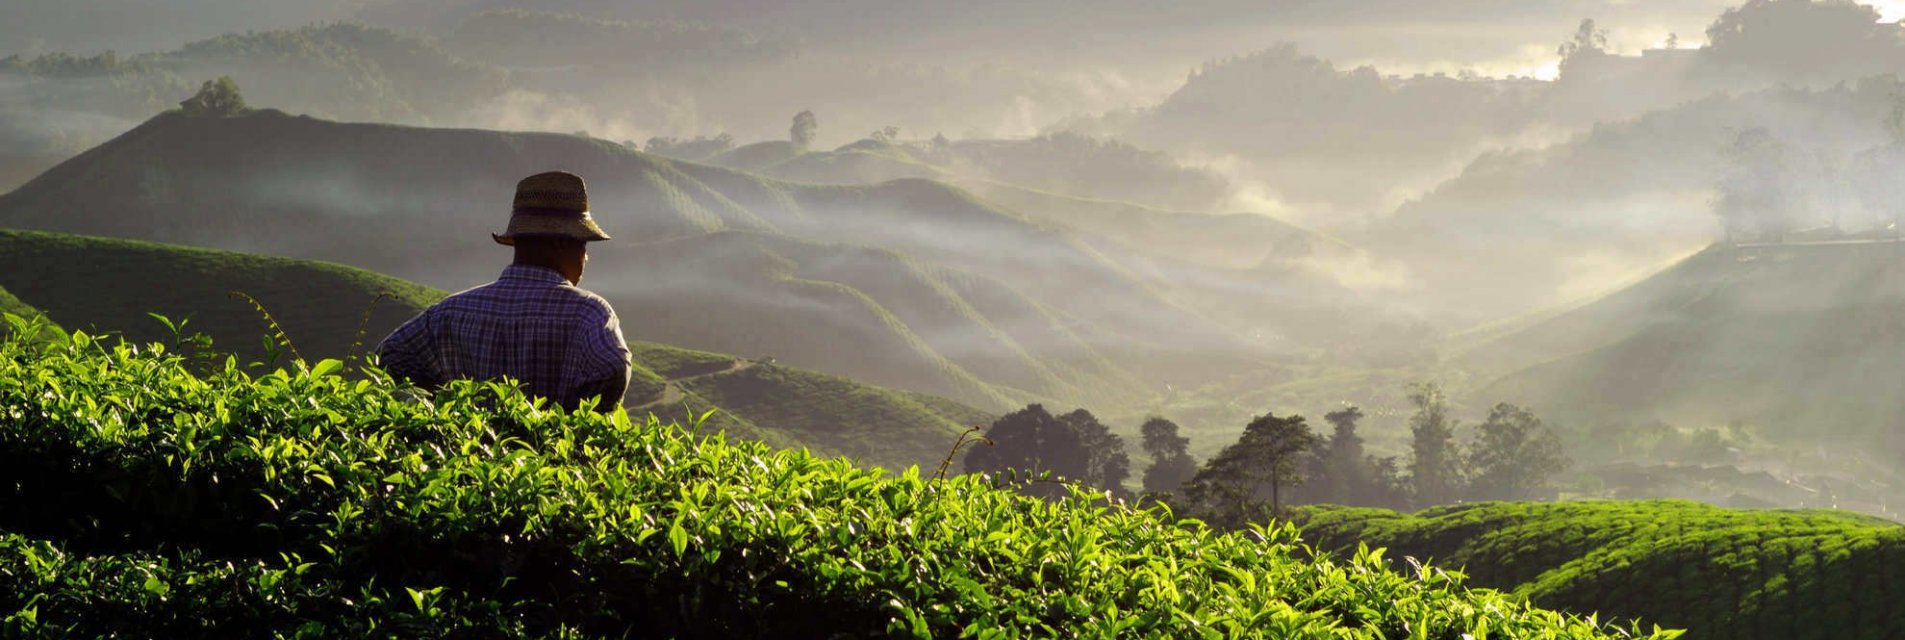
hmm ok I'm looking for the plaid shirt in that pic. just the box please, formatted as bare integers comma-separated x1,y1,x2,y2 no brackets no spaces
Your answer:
377,265,631,411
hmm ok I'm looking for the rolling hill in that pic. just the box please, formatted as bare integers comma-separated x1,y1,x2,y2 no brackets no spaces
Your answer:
1469,242,1905,462
0,228,987,471
1294,500,1905,639
702,133,1231,213
0,228,439,362
0,108,1292,414
0,286,42,321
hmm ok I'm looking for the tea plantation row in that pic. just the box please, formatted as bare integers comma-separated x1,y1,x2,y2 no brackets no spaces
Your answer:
1294,501,1905,640
0,318,1674,638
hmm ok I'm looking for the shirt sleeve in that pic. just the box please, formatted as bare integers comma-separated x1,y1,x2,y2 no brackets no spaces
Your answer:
376,309,444,389
577,301,632,408
582,300,636,375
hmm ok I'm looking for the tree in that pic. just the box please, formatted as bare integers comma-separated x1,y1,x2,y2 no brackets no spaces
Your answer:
179,76,247,116
790,110,817,149
1557,18,1609,59
1311,406,1369,504
1180,412,1317,526
1406,383,1464,506
963,404,1128,498
1364,455,1411,509
1465,403,1571,501
869,126,901,144
1139,417,1197,495
1705,0,1892,78
1060,409,1130,497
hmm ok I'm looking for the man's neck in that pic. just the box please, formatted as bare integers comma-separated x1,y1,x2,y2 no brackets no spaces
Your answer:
510,260,577,285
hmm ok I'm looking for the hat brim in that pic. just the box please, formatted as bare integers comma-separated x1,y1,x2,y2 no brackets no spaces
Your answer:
492,212,612,246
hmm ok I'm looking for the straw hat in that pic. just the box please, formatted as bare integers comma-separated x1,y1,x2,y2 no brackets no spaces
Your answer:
491,171,612,245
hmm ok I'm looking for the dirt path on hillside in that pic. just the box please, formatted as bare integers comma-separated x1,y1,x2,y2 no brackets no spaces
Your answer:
629,358,762,411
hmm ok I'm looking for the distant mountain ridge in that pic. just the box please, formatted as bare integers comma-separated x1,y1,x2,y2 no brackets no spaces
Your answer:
0,109,1308,415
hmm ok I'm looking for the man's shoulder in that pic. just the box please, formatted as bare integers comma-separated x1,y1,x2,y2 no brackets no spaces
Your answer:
430,282,505,311
426,278,617,321
559,284,618,319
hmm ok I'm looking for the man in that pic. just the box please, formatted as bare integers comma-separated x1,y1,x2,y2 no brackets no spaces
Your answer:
377,171,632,412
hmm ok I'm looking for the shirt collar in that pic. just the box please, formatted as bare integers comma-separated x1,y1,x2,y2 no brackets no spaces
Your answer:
499,264,570,285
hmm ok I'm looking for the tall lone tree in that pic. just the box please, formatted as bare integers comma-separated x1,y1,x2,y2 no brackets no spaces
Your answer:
1139,417,1197,495
1181,412,1317,525
1466,403,1571,501
179,76,247,116
1406,383,1464,507
790,110,818,149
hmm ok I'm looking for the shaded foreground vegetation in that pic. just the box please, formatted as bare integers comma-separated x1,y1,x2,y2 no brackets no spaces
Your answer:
1294,501,1905,640
0,319,1673,638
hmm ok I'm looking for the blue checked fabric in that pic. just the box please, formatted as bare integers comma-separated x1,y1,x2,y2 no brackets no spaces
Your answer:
376,265,631,410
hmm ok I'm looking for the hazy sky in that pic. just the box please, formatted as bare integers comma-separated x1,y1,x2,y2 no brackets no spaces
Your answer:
9,0,1903,79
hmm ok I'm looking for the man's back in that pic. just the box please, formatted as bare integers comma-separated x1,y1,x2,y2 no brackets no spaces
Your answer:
377,264,631,411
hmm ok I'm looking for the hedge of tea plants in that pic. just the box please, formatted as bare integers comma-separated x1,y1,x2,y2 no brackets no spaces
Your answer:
0,319,1675,638
1294,501,1905,640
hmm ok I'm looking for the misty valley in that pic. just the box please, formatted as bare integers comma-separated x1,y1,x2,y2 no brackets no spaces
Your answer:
3,0,1905,637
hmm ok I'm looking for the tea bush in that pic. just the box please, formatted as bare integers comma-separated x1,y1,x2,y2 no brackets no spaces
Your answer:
0,317,1675,638
1295,501,1905,639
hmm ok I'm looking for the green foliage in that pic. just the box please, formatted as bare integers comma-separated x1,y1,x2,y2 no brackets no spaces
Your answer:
790,110,818,148
1407,383,1465,505
1295,500,1905,639
1139,417,1197,495
1181,412,1319,524
178,76,247,116
0,327,1668,638
1306,406,1408,509
963,405,1129,499
1466,403,1570,501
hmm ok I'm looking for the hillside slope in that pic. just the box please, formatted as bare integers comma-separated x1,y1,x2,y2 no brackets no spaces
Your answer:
0,109,1261,411
0,229,986,471
625,340,983,471
0,328,1677,638
0,286,43,323
1366,81,1900,323
0,228,439,362
1295,501,1905,639
1473,242,1905,459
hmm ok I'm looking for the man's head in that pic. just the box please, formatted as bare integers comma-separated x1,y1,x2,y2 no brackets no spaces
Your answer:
491,171,611,282
512,236,589,284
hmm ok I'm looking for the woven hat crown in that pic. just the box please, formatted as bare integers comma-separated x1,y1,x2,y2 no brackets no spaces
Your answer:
492,170,611,245
513,171,589,213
